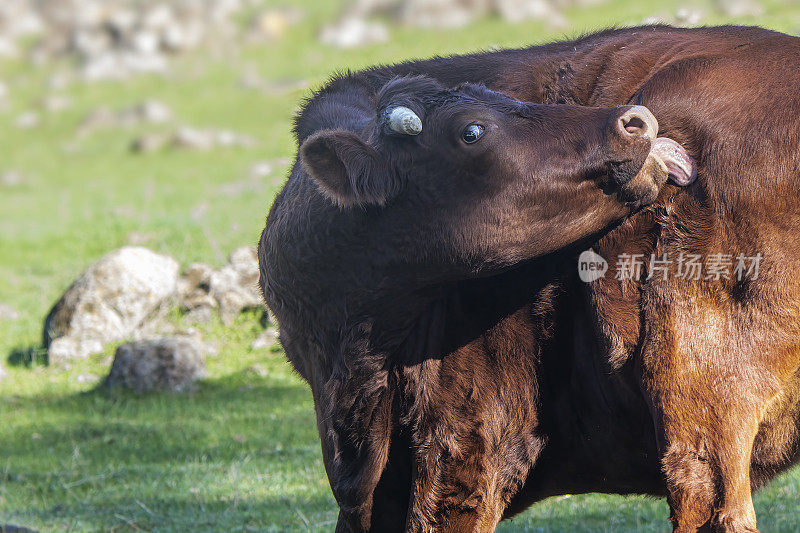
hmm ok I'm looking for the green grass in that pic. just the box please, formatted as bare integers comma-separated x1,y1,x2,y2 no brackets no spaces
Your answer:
2,0,800,530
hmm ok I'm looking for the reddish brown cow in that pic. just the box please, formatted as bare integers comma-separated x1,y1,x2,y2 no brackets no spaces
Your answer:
260,25,800,532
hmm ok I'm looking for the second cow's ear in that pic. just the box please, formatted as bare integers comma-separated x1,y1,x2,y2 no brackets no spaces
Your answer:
300,129,396,208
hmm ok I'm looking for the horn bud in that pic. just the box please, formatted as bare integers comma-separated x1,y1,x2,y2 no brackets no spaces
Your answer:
387,106,422,135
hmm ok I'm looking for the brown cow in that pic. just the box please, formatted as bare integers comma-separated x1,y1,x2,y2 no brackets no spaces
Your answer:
260,25,800,532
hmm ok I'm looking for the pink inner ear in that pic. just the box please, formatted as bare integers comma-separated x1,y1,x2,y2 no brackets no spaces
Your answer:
651,137,697,186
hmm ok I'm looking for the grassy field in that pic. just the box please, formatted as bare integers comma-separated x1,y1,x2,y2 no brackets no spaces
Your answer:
2,0,800,531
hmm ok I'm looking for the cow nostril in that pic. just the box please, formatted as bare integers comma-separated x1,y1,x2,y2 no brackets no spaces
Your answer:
623,116,646,134
617,106,658,141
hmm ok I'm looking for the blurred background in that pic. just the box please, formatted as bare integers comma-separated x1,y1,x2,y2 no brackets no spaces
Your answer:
1,0,800,531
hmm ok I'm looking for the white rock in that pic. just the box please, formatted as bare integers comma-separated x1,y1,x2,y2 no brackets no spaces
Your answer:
135,100,173,123
43,247,180,361
131,133,168,153
0,36,18,58
0,362,6,381
251,328,278,350
319,17,388,49
249,161,273,180
171,127,255,150
41,94,72,113
210,246,263,324
162,24,188,52
247,363,269,377
716,0,763,17
15,111,40,129
675,6,704,26
400,0,490,28
0,170,24,187
130,31,160,55
496,0,566,26
143,4,175,30
172,126,215,150
0,303,19,321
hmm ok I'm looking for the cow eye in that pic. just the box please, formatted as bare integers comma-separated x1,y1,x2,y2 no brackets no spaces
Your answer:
461,124,484,144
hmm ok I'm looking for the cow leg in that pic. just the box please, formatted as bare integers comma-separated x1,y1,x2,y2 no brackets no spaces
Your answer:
405,441,510,533
708,422,759,533
660,403,760,533
644,335,763,533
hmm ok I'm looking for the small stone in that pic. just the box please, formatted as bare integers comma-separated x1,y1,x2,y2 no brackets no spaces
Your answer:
131,31,160,55
251,328,278,350
0,304,19,321
0,36,20,59
184,262,214,289
675,6,704,26
210,246,263,324
716,0,763,17
126,231,155,245
319,18,389,49
0,171,24,187
496,0,566,26
0,362,6,381
249,161,273,179
247,363,269,377
135,100,173,123
105,337,207,393
171,127,255,151
642,15,667,25
41,95,72,113
75,373,99,384
16,112,40,129
219,129,257,148
78,107,116,133
131,133,167,153
172,127,215,150
251,10,290,40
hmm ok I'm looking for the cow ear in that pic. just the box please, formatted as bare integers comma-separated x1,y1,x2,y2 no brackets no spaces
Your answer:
300,129,395,208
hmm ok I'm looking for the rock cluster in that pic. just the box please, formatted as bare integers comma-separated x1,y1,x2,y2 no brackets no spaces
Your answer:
321,0,768,48
79,100,174,136
42,245,270,364
0,1,300,81
130,125,258,154
178,246,263,324
320,0,585,46
105,337,206,393
0,0,242,79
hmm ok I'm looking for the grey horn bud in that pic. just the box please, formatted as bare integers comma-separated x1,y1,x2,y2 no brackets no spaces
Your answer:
387,106,422,135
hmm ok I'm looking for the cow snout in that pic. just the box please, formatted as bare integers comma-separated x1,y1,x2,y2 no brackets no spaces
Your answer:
616,105,658,141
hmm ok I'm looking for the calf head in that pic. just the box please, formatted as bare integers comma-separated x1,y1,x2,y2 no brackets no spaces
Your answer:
300,76,695,278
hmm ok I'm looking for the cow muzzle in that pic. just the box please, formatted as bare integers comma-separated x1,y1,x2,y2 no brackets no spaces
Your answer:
610,105,697,207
